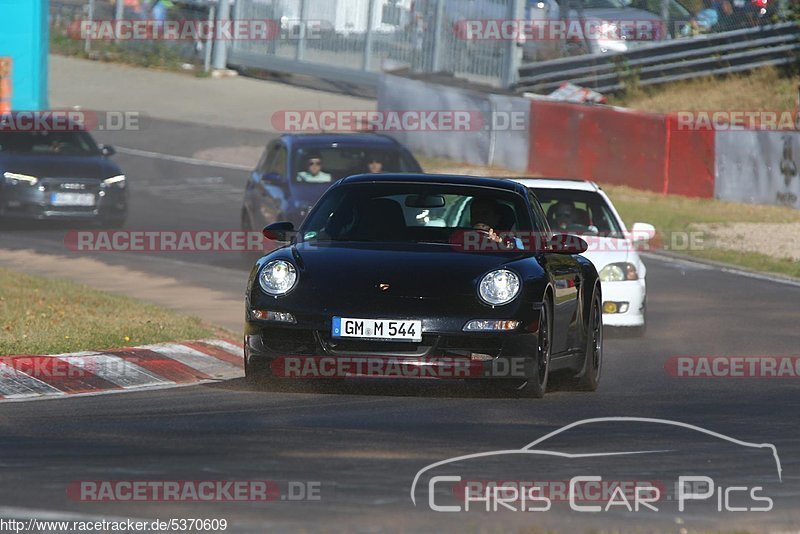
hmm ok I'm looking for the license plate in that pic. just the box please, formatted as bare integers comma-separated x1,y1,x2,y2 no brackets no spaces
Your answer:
51,193,95,207
332,317,422,342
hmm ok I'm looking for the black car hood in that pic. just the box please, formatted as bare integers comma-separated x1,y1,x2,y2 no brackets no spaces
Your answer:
292,241,527,299
0,153,121,180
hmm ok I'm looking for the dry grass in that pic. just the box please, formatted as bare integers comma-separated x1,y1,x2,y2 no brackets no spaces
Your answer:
608,67,800,113
0,268,219,356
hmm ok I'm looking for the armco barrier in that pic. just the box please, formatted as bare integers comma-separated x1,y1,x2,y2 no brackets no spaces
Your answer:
527,101,715,198
715,131,800,209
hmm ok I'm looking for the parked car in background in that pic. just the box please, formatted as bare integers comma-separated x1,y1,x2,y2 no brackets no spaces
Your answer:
523,0,687,60
0,127,127,227
241,133,423,233
511,178,654,335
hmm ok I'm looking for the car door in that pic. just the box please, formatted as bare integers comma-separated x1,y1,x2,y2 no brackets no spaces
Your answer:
256,142,289,229
244,145,271,229
528,191,582,354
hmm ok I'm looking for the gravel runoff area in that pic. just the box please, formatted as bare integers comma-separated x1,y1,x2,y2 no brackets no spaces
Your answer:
691,222,800,262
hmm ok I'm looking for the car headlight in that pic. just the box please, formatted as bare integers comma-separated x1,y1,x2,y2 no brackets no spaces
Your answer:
3,172,38,185
478,269,520,306
103,175,126,188
599,262,638,282
259,260,298,296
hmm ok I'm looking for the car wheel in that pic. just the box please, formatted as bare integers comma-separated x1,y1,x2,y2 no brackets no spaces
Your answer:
575,288,603,391
516,300,551,398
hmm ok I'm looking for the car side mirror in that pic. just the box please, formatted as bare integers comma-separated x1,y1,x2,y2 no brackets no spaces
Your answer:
549,233,588,254
263,221,295,242
261,172,285,185
100,144,116,157
630,222,656,242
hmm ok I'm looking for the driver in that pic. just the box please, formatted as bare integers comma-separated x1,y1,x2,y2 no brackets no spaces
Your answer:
549,201,577,230
297,153,332,183
470,197,511,248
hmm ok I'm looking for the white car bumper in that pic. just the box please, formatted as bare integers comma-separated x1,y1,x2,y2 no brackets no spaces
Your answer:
600,279,646,327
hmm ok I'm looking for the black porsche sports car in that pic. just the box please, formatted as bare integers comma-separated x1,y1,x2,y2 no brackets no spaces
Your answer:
244,174,602,398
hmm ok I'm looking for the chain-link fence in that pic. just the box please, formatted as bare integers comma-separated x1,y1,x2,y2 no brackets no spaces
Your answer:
49,0,798,88
231,0,521,87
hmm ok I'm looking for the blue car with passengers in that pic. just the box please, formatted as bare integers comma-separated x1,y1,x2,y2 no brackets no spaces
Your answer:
240,133,422,233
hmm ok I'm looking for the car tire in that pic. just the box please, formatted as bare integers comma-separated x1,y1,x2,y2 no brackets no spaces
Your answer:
575,287,603,391
516,299,552,399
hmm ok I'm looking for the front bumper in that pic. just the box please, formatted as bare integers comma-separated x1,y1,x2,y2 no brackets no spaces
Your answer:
0,181,127,221
600,279,646,327
244,313,541,381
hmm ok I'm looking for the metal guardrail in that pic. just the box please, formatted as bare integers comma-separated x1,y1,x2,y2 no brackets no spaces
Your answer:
515,22,800,95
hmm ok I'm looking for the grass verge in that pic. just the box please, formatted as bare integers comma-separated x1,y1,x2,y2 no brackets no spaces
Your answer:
0,268,221,356
604,185,800,279
608,66,800,113
420,157,800,279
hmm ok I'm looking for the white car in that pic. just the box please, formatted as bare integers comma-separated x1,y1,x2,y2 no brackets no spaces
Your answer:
511,178,655,335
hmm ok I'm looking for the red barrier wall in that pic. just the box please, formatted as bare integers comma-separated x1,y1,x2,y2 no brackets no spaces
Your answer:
527,101,715,198
664,113,715,198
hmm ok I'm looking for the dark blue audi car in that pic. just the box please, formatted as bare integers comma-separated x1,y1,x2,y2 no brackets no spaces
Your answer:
0,128,127,227
240,133,422,233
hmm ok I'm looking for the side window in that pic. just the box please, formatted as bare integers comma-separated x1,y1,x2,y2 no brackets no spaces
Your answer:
256,143,275,174
528,191,551,234
268,145,287,175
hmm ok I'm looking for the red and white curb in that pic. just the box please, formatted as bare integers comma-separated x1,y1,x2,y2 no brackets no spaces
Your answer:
0,339,243,402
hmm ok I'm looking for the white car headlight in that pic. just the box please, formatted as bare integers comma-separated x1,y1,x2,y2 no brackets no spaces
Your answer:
599,262,638,282
103,175,126,188
259,260,298,296
478,269,520,306
3,172,38,185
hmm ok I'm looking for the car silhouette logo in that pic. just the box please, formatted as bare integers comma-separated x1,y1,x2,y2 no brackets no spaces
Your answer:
377,283,390,292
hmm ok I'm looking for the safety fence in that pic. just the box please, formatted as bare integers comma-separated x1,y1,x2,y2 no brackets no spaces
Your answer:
516,21,800,95
228,0,520,88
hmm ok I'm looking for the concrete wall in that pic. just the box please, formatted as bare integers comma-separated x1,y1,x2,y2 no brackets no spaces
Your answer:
715,131,800,209
377,75,530,171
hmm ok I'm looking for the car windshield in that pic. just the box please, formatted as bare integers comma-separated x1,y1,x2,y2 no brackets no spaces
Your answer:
532,188,625,238
294,147,417,184
0,131,101,156
300,182,532,244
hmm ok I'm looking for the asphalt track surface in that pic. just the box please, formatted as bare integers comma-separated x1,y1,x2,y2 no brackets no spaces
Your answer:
1,118,799,532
